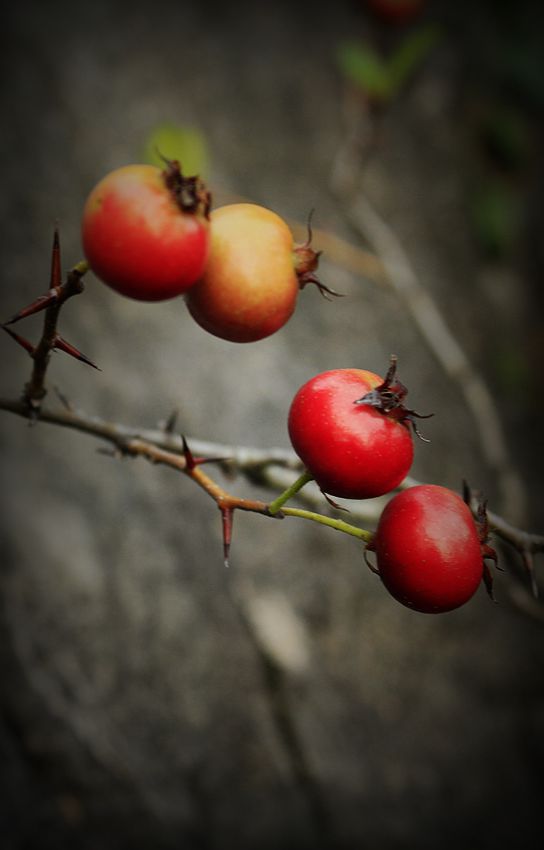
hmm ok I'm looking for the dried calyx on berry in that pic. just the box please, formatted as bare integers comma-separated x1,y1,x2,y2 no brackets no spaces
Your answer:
160,155,211,219
354,354,433,441
462,480,500,601
293,210,342,300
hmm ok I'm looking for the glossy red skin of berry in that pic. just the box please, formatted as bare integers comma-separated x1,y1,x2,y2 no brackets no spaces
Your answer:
82,164,209,301
373,485,484,614
185,203,299,343
288,368,414,499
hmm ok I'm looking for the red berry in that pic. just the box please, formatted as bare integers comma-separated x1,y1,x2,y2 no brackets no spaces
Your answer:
371,484,485,613
82,161,210,301
185,203,322,343
288,367,415,499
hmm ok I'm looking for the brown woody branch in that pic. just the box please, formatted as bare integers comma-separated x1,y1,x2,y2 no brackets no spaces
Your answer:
0,222,541,586
0,395,542,586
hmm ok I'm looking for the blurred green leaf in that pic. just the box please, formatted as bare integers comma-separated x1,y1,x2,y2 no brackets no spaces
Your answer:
387,25,441,96
494,345,530,396
337,26,440,103
470,180,520,258
504,43,544,108
336,42,391,100
482,106,532,170
143,125,210,177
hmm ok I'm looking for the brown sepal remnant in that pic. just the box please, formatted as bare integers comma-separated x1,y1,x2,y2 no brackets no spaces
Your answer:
462,481,499,602
354,354,434,441
363,544,380,575
321,489,351,513
160,156,211,219
294,210,343,300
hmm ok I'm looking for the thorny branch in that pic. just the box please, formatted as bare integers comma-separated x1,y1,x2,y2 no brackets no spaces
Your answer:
2,228,91,417
1,228,542,595
0,395,542,590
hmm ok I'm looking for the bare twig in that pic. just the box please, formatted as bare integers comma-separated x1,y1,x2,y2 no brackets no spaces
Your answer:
0,395,302,471
329,142,526,523
345,195,525,514
0,395,541,583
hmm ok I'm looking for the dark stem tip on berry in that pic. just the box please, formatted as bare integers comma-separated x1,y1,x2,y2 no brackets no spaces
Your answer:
160,154,211,219
462,481,501,598
298,271,344,300
354,354,433,440
293,212,343,299
363,546,380,575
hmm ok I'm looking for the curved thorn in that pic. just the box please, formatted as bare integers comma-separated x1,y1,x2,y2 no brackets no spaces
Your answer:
2,324,36,356
221,506,234,568
50,226,62,291
4,290,60,326
54,336,100,369
181,435,196,471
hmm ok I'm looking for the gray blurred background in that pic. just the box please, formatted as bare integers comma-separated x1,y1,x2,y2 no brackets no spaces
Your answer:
1,1,543,848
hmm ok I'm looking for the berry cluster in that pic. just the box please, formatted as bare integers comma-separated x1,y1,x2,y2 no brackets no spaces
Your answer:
286,357,497,614
82,159,499,614
81,160,333,342
4,158,503,616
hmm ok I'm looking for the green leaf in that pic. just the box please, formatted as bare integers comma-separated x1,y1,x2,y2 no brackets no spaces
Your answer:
387,25,441,96
470,180,520,258
143,124,210,178
336,42,391,100
482,106,532,170
493,345,530,397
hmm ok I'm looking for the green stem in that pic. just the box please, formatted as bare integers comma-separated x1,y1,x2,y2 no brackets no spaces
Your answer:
268,469,314,515
281,506,374,543
72,259,90,276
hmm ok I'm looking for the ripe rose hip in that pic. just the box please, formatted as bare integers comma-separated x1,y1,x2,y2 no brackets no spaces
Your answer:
185,203,329,343
370,484,486,613
287,359,426,499
82,160,210,301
